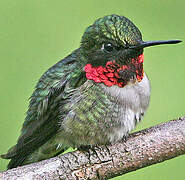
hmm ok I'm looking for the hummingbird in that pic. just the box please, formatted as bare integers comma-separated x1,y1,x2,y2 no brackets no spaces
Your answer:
1,14,181,169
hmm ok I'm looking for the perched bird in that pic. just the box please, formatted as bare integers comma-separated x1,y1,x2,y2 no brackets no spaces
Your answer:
1,14,181,169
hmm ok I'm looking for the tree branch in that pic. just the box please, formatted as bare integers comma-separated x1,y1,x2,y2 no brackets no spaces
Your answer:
0,117,185,180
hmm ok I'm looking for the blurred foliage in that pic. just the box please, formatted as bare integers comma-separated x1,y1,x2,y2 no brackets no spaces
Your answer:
0,0,184,179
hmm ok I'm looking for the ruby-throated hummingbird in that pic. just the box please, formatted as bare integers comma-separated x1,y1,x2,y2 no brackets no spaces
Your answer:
1,14,181,169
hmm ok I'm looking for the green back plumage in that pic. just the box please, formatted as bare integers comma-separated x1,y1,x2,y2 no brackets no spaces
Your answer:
2,49,86,169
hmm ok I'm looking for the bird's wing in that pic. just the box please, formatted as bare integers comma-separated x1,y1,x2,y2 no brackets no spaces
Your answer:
2,49,85,169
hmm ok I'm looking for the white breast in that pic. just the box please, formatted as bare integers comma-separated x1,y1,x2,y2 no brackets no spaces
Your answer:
100,73,151,142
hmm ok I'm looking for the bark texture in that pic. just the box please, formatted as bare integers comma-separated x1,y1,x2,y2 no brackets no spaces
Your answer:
0,117,185,180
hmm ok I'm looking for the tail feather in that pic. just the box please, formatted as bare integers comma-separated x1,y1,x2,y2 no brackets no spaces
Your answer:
1,145,69,169
2,155,27,169
1,147,28,169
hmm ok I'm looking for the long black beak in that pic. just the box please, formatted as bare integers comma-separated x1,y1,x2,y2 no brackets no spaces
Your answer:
130,40,182,49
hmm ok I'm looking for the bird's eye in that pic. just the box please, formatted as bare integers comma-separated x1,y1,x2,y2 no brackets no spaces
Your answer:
102,43,114,53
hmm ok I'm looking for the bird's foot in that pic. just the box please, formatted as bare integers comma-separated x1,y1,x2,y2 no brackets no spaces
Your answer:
122,134,129,142
78,145,102,162
77,145,92,152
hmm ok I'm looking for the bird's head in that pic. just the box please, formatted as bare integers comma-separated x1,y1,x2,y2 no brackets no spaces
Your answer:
81,14,181,87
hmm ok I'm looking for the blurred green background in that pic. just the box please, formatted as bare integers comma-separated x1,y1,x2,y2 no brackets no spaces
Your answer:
0,0,184,179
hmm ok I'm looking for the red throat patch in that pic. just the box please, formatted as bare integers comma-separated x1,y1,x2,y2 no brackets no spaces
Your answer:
84,54,144,87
